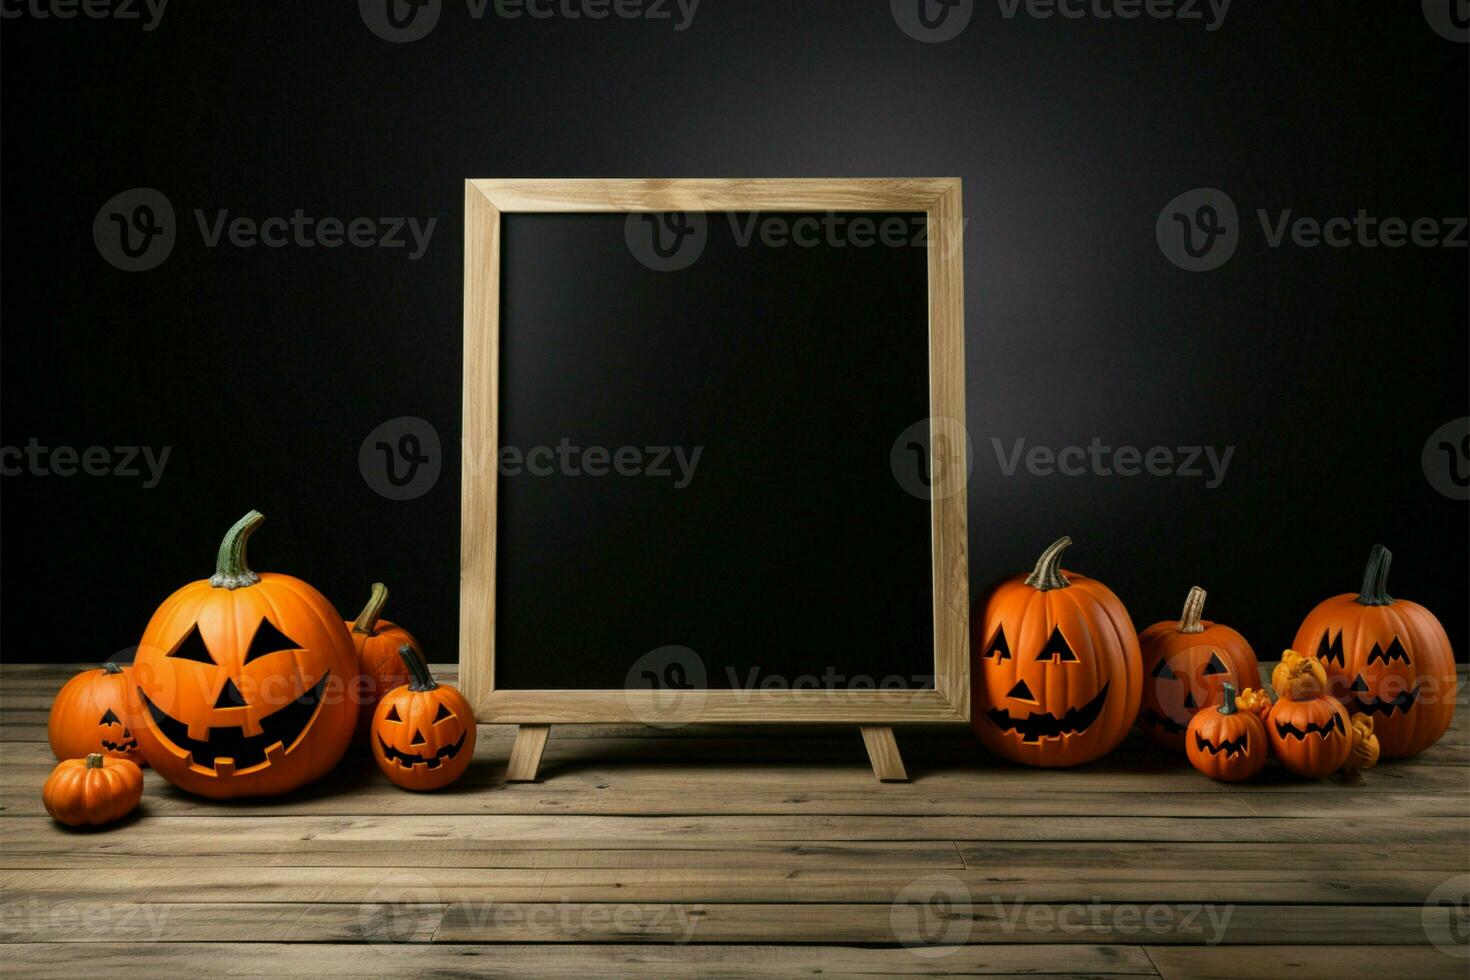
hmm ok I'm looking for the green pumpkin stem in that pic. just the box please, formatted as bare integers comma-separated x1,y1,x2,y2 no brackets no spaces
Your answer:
1355,544,1393,607
1024,536,1073,591
1219,682,1237,715
1178,586,1207,634
398,644,438,692
101,662,123,675
209,510,264,590
85,753,105,769
352,583,390,635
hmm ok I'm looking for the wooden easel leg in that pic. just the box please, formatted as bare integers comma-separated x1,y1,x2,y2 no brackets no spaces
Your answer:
506,724,550,782
859,725,908,782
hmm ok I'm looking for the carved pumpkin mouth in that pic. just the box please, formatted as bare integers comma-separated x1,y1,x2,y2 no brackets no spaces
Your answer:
1273,713,1346,741
1139,707,1188,735
139,672,330,775
377,730,467,770
100,736,139,753
1348,678,1421,717
985,682,1110,742
1193,731,1250,757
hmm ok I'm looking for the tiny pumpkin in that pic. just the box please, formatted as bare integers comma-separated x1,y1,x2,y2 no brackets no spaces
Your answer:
1268,649,1352,779
1345,715,1381,772
1293,545,1457,759
371,645,476,791
48,662,147,767
345,582,417,742
1138,587,1260,750
43,753,144,827
1186,683,1268,782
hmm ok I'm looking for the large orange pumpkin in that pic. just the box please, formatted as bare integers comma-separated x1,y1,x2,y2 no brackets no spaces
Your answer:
972,536,1143,767
346,582,417,742
48,662,147,767
1293,545,1456,759
1137,587,1260,751
131,511,359,799
1268,650,1352,779
370,645,476,791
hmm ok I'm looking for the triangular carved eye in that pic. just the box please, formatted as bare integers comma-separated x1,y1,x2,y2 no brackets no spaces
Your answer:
434,703,454,723
985,627,1011,661
1317,630,1345,666
1036,626,1078,662
1202,652,1228,675
384,704,402,722
410,730,426,746
100,709,121,725
1151,659,1176,680
167,625,216,665
1368,638,1411,666
243,619,302,665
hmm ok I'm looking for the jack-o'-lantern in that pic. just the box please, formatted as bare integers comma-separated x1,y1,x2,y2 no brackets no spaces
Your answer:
131,511,359,799
48,662,147,766
1293,545,1457,759
1186,683,1268,782
346,582,417,742
1268,650,1352,779
1138,587,1260,751
972,536,1143,767
371,645,476,791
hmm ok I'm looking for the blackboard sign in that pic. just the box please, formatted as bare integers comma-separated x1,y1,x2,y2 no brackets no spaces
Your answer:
460,180,968,778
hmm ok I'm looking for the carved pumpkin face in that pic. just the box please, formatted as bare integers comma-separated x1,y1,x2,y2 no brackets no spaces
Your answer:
972,537,1143,767
1267,652,1352,779
1138,587,1260,750
1185,684,1267,782
47,663,147,767
1294,546,1456,760
346,582,416,743
371,645,475,791
132,512,359,799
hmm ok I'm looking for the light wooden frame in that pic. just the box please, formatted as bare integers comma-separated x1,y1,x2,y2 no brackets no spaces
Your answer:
461,178,969,726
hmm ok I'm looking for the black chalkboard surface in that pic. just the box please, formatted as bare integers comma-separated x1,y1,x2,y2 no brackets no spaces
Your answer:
495,211,933,692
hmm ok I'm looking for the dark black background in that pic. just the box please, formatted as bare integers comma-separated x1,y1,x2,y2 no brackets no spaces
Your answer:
2,2,1466,668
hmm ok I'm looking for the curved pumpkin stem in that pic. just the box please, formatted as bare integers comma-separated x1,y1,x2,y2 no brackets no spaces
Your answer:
1178,587,1207,634
1219,682,1237,715
397,644,438,692
101,662,124,675
352,583,390,636
85,753,105,769
209,510,264,590
1024,536,1073,591
1355,544,1393,607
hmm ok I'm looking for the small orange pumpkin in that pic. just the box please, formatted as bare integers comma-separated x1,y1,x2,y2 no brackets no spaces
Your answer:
1186,683,1268,782
972,537,1143,768
1235,687,1274,725
48,662,147,767
1293,545,1456,759
1268,650,1352,779
43,753,144,827
1138,587,1260,750
346,583,417,742
1345,714,1381,772
371,645,476,791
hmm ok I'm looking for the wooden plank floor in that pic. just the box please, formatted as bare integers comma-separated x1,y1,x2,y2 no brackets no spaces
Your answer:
2,664,1466,978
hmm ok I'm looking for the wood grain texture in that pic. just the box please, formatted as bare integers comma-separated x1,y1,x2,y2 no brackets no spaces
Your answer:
468,178,957,213
861,725,910,781
505,724,550,782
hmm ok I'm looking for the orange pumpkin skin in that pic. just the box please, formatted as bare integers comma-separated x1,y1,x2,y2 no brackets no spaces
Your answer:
1293,545,1456,760
1185,684,1267,782
371,645,476,791
345,583,417,742
1138,587,1260,751
972,537,1143,768
1267,652,1352,778
131,512,359,799
1235,687,1274,725
48,663,147,767
43,753,144,827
